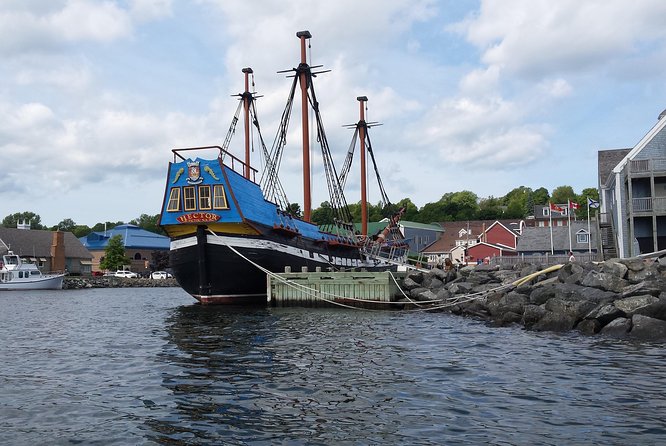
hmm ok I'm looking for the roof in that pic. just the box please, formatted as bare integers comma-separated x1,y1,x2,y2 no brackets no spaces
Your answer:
422,219,522,254
516,221,598,252
612,112,666,175
79,224,170,251
396,220,444,232
0,227,92,259
598,148,631,187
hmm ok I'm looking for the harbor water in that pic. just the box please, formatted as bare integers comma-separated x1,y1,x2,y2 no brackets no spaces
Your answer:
1,288,666,445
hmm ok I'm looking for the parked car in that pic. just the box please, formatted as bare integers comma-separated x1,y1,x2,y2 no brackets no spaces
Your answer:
151,271,173,279
114,270,138,278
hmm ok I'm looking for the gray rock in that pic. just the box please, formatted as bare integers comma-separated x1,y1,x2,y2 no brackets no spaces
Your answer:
614,294,659,315
413,289,438,302
435,288,452,301
630,314,666,340
423,277,443,289
409,287,429,298
428,268,448,282
577,319,601,335
544,297,597,322
558,262,585,284
633,297,666,321
621,281,664,298
488,292,528,318
496,311,523,326
619,257,645,272
600,317,631,337
627,265,661,283
529,285,559,305
532,310,577,332
401,277,421,290
406,271,424,284
522,305,547,329
584,304,625,326
601,260,628,279
580,271,629,293
447,282,475,295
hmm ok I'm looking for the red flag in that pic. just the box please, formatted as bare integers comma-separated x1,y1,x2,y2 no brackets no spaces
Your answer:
549,202,564,213
569,200,580,210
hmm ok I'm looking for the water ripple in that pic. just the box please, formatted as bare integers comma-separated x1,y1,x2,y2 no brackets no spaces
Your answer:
2,289,666,445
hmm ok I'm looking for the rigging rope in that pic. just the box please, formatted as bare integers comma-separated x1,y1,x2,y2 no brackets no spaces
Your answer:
205,228,546,313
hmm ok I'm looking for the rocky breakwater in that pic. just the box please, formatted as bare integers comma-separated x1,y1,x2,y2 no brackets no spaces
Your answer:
64,277,179,289
399,257,666,340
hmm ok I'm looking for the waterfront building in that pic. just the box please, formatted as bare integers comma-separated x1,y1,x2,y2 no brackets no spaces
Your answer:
599,108,666,257
79,224,170,274
0,226,93,275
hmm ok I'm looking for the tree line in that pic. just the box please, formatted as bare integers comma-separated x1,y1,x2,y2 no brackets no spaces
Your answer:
1,184,600,233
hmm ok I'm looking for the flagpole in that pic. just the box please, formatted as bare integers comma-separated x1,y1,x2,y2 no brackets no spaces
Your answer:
549,203,554,255
587,198,592,254
568,201,572,253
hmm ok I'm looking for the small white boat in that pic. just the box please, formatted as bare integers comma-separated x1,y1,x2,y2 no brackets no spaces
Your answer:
0,251,66,290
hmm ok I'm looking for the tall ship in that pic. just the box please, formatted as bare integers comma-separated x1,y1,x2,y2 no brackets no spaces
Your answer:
159,31,406,304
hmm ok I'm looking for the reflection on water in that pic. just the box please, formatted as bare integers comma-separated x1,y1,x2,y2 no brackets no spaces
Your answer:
152,303,666,445
2,289,666,445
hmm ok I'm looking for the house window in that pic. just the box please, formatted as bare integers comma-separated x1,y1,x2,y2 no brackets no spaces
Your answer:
455,240,465,247
134,253,142,260
199,185,212,210
576,231,589,244
538,221,545,227
184,186,196,211
543,208,549,216
556,220,564,227
213,185,229,209
167,188,181,212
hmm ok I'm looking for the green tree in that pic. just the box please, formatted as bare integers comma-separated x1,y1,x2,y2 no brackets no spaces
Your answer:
2,211,45,229
129,214,164,235
551,185,576,204
91,221,124,233
575,187,600,220
532,187,550,206
395,198,419,221
72,225,92,238
311,201,335,225
447,191,479,220
478,196,503,220
285,203,302,218
99,235,131,271
55,218,77,232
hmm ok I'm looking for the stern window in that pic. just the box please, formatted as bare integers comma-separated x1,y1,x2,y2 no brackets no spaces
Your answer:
184,186,196,211
167,188,181,212
213,185,229,209
199,186,212,210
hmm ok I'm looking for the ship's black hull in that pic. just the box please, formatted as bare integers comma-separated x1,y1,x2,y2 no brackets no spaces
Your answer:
170,229,393,305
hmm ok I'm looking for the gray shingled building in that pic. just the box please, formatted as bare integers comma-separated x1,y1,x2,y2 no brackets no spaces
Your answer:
0,227,93,275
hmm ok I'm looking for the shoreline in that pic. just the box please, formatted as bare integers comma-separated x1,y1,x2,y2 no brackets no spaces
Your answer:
63,277,179,289
398,257,666,340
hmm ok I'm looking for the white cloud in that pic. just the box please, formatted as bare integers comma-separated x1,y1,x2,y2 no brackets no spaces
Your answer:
129,0,172,22
416,96,548,167
457,0,666,79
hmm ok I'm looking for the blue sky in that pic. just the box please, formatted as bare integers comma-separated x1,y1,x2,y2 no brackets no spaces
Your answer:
2,0,666,227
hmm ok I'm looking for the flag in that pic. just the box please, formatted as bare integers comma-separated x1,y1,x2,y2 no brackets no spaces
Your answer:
569,200,580,210
587,197,600,209
549,202,564,213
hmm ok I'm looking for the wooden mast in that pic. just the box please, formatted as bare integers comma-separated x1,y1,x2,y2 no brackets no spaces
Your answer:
296,30,312,222
242,67,253,179
357,96,368,236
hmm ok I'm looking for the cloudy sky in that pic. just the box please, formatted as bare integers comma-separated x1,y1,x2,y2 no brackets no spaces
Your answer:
2,0,666,227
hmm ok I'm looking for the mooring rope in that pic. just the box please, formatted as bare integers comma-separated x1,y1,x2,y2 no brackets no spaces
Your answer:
206,228,562,312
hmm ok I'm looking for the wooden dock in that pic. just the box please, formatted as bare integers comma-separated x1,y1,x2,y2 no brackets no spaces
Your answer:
267,269,407,308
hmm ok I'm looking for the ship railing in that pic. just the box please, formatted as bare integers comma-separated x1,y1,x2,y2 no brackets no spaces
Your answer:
171,145,259,183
